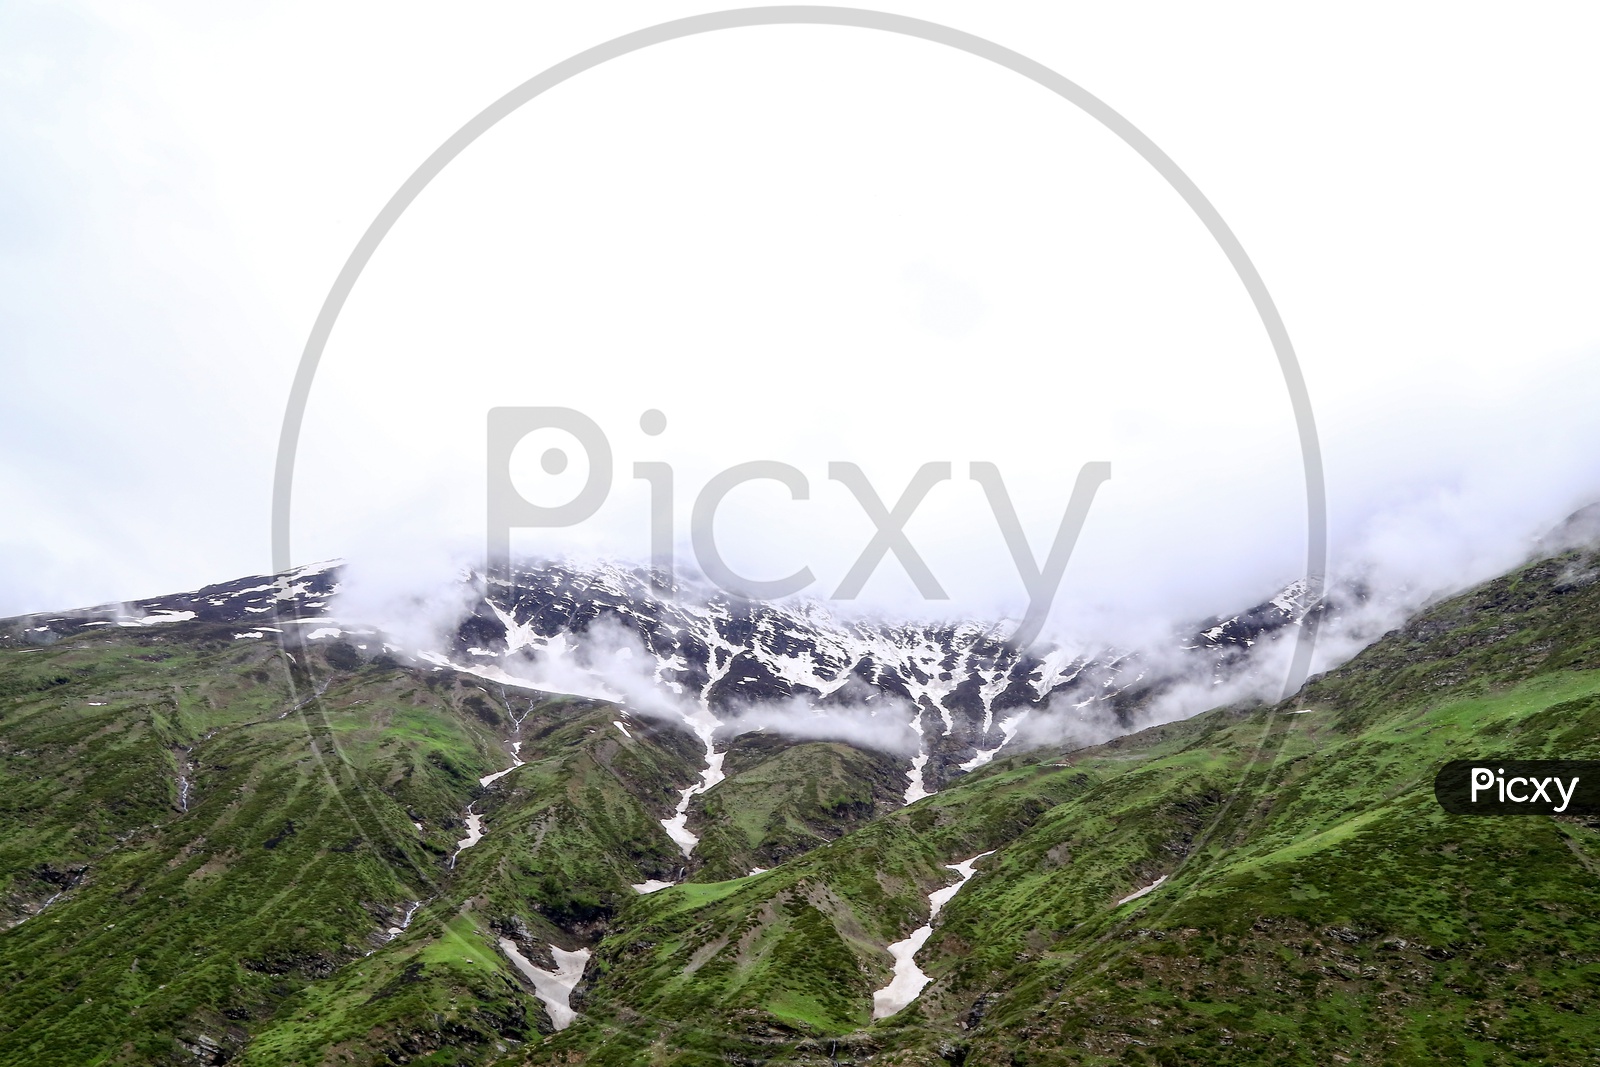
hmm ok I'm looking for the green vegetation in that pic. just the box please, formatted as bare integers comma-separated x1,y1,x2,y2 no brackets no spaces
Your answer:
689,737,908,880
0,624,697,1064
4,541,1600,1064
522,545,1600,1065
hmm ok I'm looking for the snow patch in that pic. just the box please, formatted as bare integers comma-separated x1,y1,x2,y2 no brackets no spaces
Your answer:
498,939,589,1030
903,709,933,804
478,741,526,787
871,851,995,1019
128,610,196,626
450,804,484,867
487,600,546,656
1115,875,1167,906
958,710,1031,772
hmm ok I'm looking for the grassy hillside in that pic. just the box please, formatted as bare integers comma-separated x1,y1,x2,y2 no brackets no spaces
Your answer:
688,734,911,881
516,542,1600,1066
0,622,701,1065
3,537,1598,1065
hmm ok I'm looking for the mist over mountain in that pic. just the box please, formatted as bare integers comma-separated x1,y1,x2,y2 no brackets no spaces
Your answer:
6,8,1600,1063
9,553,1365,806
3,506,1599,1065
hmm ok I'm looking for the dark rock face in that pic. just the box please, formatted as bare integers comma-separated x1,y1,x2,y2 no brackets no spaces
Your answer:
2,557,1336,789
440,563,1333,785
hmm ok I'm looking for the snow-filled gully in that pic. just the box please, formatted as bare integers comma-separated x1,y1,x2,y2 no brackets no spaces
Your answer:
499,939,590,1031
871,851,995,1020
959,710,1030,772
175,746,194,813
895,639,1018,805
453,718,530,865
1115,874,1167,906
659,703,725,858
449,805,484,868
480,689,532,788
385,901,422,940
657,640,734,858
478,740,524,787
903,710,933,804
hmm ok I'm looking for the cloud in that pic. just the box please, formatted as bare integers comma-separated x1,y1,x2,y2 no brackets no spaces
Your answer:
333,545,481,659
721,696,921,756
5,4,1599,678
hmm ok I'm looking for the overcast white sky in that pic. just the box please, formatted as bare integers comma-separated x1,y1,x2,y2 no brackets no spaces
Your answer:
3,2,1598,645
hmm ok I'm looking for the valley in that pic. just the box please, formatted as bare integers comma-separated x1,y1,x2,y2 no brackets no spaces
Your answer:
1,532,1597,1065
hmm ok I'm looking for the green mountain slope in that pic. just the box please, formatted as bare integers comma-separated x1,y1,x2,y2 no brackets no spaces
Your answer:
0,623,701,1065
3,535,1599,1066
516,541,1600,1066
687,734,911,881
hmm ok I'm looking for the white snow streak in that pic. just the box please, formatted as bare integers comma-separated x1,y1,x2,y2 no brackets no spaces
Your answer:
498,939,590,1031
1115,875,1167,906
386,901,422,938
478,740,526,787
450,804,484,867
903,709,932,804
658,628,732,857
871,851,995,1019
958,710,1031,772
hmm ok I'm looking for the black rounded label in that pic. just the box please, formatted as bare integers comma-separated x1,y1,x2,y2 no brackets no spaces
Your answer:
1434,760,1600,816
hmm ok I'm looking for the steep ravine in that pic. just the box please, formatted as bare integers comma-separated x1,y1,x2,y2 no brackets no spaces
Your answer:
872,851,995,1019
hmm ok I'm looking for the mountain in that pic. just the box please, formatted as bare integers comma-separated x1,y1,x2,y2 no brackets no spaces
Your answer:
1,526,1595,1065
10,559,1337,809
533,538,1600,1066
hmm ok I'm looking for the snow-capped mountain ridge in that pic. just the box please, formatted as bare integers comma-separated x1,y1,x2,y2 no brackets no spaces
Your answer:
453,561,1325,793
5,558,1331,797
